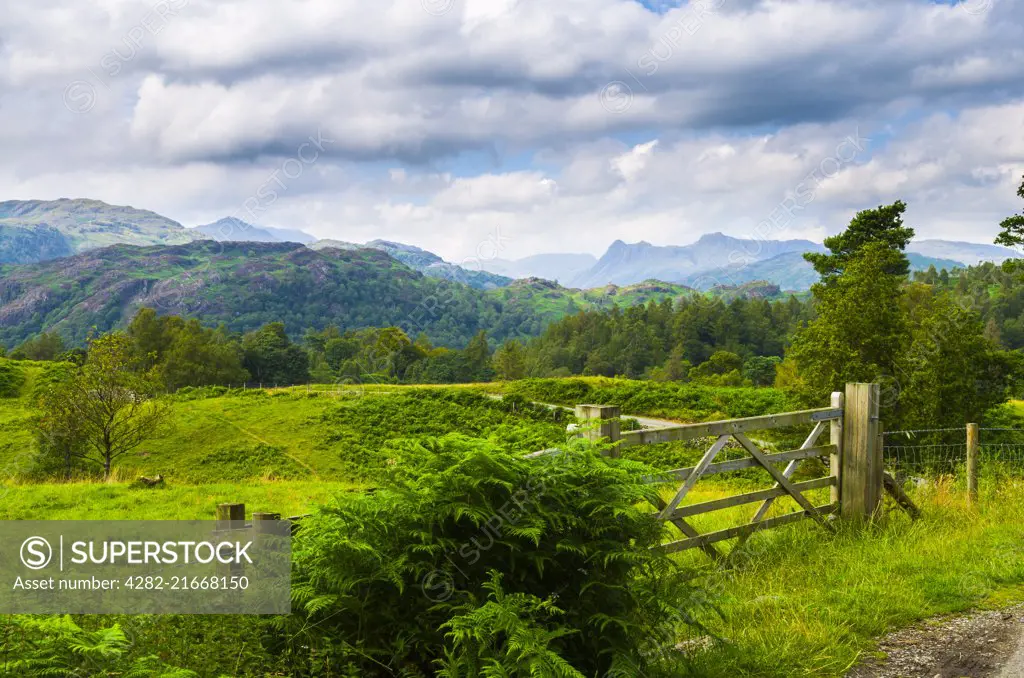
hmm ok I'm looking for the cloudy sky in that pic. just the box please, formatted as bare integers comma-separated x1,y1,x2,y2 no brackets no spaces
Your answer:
1,0,1022,262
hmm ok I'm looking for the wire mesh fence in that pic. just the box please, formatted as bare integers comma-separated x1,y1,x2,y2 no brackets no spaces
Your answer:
884,427,1024,479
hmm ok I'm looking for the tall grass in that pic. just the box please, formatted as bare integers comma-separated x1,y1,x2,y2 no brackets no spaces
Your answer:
678,479,1024,676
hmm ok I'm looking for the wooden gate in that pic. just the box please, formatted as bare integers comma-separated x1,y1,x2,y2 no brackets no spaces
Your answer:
573,383,919,558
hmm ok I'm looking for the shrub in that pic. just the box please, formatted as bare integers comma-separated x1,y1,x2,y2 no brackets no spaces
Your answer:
0,359,25,398
279,435,701,676
0,615,193,677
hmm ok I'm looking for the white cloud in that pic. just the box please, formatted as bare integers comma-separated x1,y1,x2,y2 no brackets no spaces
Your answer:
0,0,1022,262
433,172,558,211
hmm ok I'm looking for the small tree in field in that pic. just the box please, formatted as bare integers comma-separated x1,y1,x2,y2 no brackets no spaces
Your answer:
38,333,170,478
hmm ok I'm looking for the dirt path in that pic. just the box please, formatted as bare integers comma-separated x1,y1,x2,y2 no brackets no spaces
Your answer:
847,606,1024,677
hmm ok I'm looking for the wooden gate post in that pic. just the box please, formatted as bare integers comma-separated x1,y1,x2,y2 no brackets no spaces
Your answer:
829,391,844,506
575,405,621,457
840,383,882,521
967,423,979,504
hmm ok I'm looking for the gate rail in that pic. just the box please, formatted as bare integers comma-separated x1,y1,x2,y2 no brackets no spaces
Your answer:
567,383,918,559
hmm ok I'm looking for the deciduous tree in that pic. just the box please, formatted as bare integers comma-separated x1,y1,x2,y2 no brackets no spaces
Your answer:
37,333,170,478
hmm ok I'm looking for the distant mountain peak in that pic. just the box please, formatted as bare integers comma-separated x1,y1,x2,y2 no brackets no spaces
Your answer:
193,218,280,243
0,197,185,226
696,231,731,243
191,218,316,245
210,216,247,226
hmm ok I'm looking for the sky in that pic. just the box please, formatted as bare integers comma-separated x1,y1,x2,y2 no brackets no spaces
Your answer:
0,0,1022,263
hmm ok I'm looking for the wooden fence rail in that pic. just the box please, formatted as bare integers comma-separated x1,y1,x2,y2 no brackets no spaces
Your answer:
574,382,919,558
619,407,844,447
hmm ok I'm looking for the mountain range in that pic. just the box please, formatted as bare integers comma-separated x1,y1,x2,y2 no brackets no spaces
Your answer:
0,198,1018,297
501,234,1003,290
0,241,699,349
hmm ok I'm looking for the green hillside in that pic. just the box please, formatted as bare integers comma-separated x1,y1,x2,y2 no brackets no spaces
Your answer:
0,359,797,487
0,241,520,347
486,277,704,327
0,360,571,483
310,239,513,289
0,198,197,261
0,242,731,350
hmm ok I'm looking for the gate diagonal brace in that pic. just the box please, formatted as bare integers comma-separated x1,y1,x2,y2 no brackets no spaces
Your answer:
738,421,830,548
650,494,724,561
733,433,834,532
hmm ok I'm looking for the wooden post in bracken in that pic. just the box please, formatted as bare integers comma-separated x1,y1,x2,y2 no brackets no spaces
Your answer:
216,503,247,575
216,503,246,530
840,383,882,521
253,512,281,534
829,391,844,506
575,405,621,457
967,423,980,505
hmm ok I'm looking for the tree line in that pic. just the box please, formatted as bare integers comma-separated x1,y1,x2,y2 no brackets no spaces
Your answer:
3,294,811,393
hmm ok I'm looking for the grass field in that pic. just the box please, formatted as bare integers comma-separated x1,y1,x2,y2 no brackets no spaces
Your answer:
6,476,1019,677
6,358,1024,676
0,365,573,483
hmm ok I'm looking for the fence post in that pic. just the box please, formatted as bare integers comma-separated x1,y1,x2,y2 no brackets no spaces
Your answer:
829,391,844,506
967,423,979,504
253,512,282,534
840,383,882,521
574,405,621,457
216,503,246,530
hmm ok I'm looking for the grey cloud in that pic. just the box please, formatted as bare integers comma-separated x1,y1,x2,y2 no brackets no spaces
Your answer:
0,0,1021,262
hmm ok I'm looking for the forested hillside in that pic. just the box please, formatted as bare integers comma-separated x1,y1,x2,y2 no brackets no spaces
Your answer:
0,240,708,350
913,262,1024,349
512,294,809,381
0,241,521,347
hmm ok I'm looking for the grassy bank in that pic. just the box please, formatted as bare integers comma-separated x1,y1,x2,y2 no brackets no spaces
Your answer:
0,375,571,483
675,480,1024,676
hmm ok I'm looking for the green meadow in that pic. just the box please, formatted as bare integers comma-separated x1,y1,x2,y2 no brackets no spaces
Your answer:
5,360,1024,675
